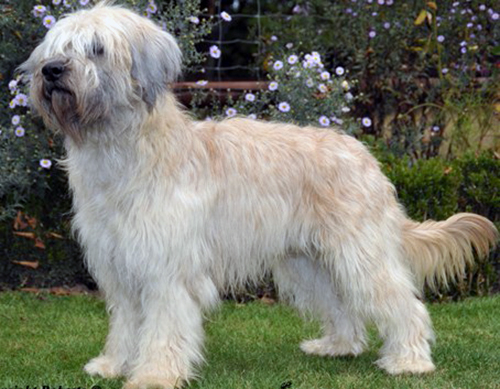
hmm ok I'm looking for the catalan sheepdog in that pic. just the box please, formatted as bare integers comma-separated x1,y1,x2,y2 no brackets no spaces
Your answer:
21,3,498,388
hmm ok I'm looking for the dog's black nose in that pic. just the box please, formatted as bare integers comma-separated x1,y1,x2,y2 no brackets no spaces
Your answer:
42,61,66,82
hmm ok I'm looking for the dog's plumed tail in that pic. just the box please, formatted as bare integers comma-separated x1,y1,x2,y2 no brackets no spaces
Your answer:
402,213,498,291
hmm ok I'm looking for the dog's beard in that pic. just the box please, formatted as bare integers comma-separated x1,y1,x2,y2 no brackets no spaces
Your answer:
50,88,84,144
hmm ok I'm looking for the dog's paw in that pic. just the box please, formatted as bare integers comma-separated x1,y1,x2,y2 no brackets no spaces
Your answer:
84,355,124,378
376,355,435,375
300,336,365,357
123,376,182,389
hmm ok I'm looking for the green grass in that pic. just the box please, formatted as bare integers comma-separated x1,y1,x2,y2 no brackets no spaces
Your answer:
1,293,499,389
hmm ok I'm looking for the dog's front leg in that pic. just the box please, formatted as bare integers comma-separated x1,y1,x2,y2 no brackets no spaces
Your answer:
85,281,140,378
124,279,204,389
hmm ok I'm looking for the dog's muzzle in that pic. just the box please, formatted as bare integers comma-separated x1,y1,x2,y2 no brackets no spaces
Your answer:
42,60,71,97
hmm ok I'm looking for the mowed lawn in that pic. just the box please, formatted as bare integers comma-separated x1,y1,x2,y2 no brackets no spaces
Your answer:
1,292,499,389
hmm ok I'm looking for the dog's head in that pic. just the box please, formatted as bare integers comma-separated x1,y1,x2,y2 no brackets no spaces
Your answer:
20,3,182,144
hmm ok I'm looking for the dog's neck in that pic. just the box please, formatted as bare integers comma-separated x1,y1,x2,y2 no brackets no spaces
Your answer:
63,91,193,190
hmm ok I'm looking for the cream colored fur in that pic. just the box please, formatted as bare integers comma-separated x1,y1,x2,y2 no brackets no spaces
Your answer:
21,4,498,389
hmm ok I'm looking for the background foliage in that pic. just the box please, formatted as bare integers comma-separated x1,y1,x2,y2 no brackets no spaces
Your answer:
0,0,498,298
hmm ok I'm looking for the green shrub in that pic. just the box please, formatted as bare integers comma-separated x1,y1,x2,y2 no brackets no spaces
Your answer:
384,156,460,221
456,152,500,220
380,151,499,299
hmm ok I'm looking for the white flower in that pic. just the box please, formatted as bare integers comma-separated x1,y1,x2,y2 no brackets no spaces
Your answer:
52,0,62,5
437,35,445,43
303,52,323,68
341,80,350,90
9,99,17,109
318,84,328,93
33,5,47,17
341,106,351,113
15,126,25,137
146,2,157,14
209,45,221,59
273,60,284,71
248,114,257,120
320,71,330,80
245,93,256,102
362,117,372,127
311,51,321,62
43,15,56,29
383,22,391,29
225,108,237,117
492,13,499,20
271,35,278,41
319,116,330,126
220,11,232,22
40,159,52,169
369,30,377,39
442,68,449,74
278,102,290,112
432,126,440,132
11,115,21,125
335,66,345,76
15,93,28,107
286,43,293,49
189,16,200,24
287,55,298,65
8,80,18,93
268,81,278,91
345,92,354,101
80,0,90,5
196,80,208,86
306,78,314,88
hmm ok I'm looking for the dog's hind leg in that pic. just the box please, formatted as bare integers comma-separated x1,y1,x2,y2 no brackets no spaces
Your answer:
331,225,436,375
273,255,366,357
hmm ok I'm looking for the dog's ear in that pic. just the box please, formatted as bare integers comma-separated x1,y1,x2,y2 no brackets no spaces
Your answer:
130,29,182,109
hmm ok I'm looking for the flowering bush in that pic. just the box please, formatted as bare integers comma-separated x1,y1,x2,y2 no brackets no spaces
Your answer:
191,50,363,135
255,0,499,157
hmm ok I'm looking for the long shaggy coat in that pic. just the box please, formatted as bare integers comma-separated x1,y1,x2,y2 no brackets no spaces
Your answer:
21,4,498,389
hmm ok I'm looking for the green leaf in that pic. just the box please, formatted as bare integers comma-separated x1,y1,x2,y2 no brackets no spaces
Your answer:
414,9,427,26
490,46,500,56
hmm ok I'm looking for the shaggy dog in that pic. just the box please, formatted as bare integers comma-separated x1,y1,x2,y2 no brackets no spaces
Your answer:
21,3,498,389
